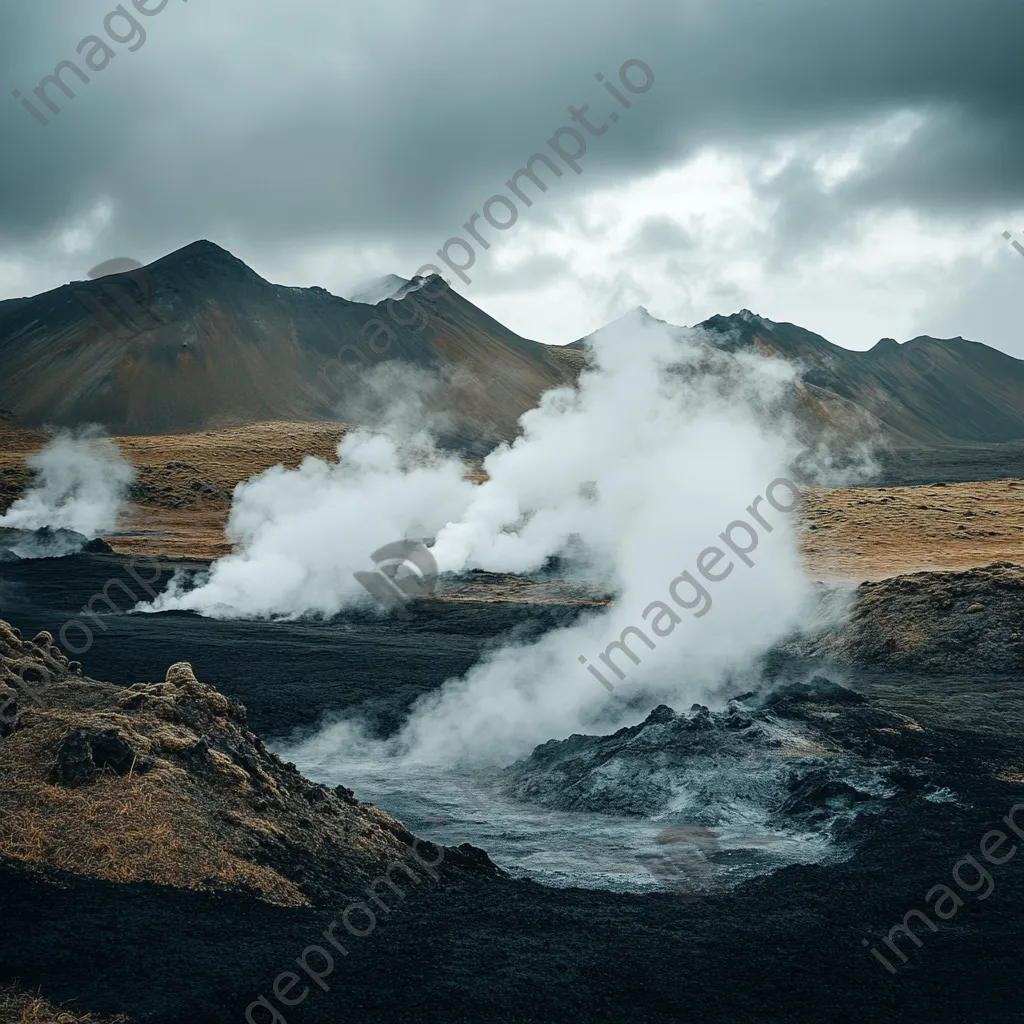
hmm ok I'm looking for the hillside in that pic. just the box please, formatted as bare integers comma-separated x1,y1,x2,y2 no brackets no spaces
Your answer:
3,243,1023,450
572,307,1024,447
0,241,575,443
0,618,494,902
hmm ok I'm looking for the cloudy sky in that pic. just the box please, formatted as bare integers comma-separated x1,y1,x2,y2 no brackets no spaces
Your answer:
2,0,1023,354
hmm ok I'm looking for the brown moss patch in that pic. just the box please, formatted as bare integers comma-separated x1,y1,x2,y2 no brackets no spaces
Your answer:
0,620,477,907
0,764,304,905
0,984,126,1023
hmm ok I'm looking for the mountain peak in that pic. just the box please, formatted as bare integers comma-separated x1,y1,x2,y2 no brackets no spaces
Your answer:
700,309,776,333
615,305,664,327
348,273,457,305
147,240,267,288
349,273,412,305
163,239,240,264
737,308,775,327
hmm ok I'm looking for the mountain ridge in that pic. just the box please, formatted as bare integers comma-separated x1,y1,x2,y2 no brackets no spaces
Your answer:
0,240,575,443
1,242,1022,447
571,306,1024,446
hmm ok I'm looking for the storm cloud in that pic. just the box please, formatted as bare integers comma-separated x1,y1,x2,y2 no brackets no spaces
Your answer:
2,0,1023,353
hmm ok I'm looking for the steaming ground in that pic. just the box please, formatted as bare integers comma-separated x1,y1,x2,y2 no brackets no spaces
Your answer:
142,319,860,768
5,549,1024,1024
0,551,847,896
0,324,881,890
4,550,1019,915
0,427,133,542
104,319,877,885
279,735,838,894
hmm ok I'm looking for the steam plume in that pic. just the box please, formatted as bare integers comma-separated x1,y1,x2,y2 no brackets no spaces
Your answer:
148,428,475,618
0,428,134,538
150,313,867,765
290,314,828,764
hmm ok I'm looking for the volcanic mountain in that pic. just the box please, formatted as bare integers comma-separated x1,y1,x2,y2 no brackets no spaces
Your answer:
0,241,578,442
573,307,1024,447
3,243,1023,452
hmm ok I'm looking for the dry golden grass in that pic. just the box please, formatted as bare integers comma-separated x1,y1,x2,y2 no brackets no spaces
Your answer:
0,704,306,906
114,420,350,492
0,623,425,909
107,506,232,560
0,420,351,559
115,472,1023,579
800,479,1024,581
0,416,347,483
106,428,1024,576
0,774,305,904
1,417,1020,577
0,985,126,1024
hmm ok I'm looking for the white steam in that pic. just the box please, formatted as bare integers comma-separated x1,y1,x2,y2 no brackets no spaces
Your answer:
0,428,134,538
290,314,823,765
148,429,475,618
149,314,849,764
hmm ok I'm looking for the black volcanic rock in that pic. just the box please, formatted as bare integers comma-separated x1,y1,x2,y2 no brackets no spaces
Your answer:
502,680,939,837
1,574,1023,1023
0,526,113,559
83,536,115,554
53,726,152,787
797,561,1024,674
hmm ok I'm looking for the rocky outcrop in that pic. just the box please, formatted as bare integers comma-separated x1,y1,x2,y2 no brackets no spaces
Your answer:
0,620,496,906
0,526,114,560
52,726,153,787
503,676,943,841
800,561,1024,673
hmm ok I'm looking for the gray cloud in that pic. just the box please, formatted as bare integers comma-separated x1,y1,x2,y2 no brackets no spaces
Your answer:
1,0,1023,350
629,217,695,256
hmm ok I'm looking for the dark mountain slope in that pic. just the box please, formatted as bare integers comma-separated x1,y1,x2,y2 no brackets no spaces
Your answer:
572,307,1024,447
702,311,1024,445
4,244,1022,449
0,241,575,437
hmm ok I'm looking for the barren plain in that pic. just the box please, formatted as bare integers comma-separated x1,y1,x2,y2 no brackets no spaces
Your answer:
2,417,1019,578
